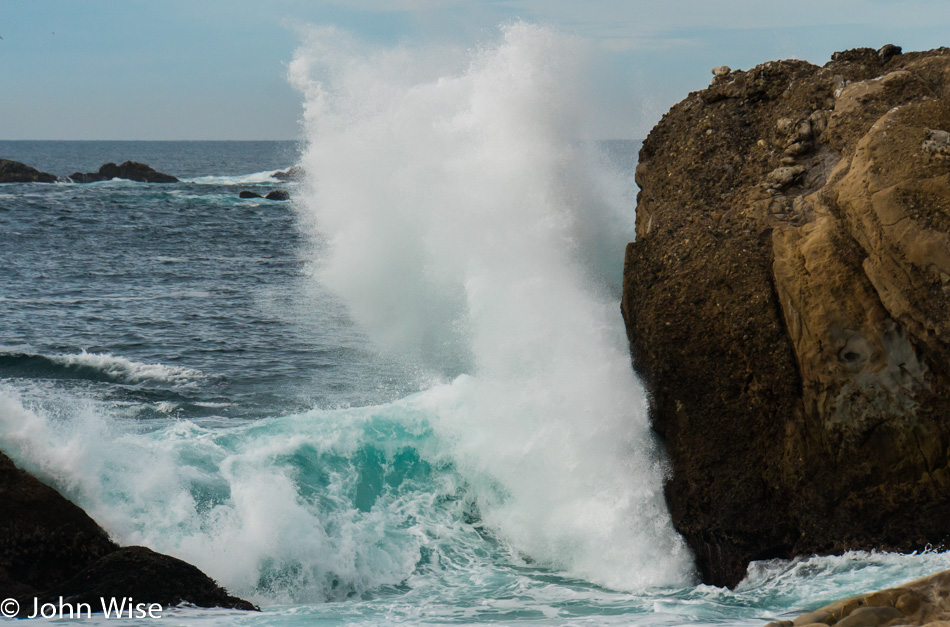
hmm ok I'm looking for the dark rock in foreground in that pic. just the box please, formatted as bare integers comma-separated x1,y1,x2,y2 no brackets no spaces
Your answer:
766,569,950,626
622,45,950,587
0,451,117,598
239,190,262,198
0,450,255,612
30,547,257,614
69,161,178,183
0,159,58,183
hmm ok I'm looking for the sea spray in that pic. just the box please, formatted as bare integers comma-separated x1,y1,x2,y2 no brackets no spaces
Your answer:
0,384,472,604
290,22,694,590
0,21,693,609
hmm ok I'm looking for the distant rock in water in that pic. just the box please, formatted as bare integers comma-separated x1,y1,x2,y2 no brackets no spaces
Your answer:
622,45,950,587
273,165,302,181
69,161,178,183
265,190,290,201
238,190,288,200
0,159,57,183
0,450,255,612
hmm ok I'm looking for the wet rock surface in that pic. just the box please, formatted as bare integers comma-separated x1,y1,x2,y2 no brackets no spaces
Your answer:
29,547,257,615
766,569,950,626
0,451,255,612
622,46,950,587
0,451,117,598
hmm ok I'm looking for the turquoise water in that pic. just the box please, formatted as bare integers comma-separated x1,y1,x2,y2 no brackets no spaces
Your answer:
2,22,949,626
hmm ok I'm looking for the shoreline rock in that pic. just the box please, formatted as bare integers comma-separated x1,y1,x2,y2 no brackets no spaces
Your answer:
622,45,950,587
0,450,256,612
766,569,950,626
0,159,58,183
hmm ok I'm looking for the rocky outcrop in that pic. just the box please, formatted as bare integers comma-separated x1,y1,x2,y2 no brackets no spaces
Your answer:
239,189,290,200
0,451,117,597
0,451,255,611
30,547,256,614
0,159,57,183
273,166,302,182
766,568,950,626
622,46,950,587
69,161,178,183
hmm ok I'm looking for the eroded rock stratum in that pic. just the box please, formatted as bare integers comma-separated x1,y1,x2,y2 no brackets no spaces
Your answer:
622,46,950,588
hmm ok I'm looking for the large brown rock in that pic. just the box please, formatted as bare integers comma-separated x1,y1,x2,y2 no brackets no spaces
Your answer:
766,568,950,626
622,46,950,587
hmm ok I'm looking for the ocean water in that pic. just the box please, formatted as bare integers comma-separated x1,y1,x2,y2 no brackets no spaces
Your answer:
2,22,949,627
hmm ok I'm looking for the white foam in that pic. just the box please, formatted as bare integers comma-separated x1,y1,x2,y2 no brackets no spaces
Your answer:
48,350,204,386
290,22,694,591
183,170,285,185
0,387,456,605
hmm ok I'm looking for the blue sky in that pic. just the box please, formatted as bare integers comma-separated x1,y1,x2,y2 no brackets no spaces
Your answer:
2,1,948,140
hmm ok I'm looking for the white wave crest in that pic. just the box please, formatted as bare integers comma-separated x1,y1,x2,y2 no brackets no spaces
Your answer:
182,170,287,185
49,350,204,386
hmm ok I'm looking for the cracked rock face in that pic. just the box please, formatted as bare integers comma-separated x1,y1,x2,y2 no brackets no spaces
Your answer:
622,45,950,588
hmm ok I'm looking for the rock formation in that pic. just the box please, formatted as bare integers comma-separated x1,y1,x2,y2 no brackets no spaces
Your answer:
621,45,950,587
766,568,950,626
69,161,178,183
0,159,57,183
239,189,289,200
265,189,290,201
0,450,255,612
273,165,302,182
29,547,256,615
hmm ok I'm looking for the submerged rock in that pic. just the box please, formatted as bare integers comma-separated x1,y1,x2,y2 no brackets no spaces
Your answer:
69,161,178,183
766,569,950,626
0,159,58,183
239,190,263,198
622,46,950,587
0,450,254,611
